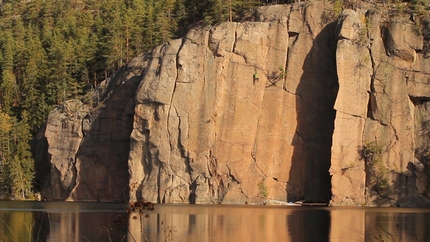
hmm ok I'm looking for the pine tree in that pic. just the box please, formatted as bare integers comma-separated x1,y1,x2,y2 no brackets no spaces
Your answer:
0,112,11,195
154,0,178,43
0,33,18,116
204,0,229,24
125,0,145,54
0,0,298,199
0,112,11,176
97,0,127,75
0,112,33,199
20,25,48,131
8,118,34,199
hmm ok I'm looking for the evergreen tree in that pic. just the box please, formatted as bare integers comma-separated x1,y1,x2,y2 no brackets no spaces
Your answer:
0,112,33,199
0,112,11,167
0,33,18,116
0,112,11,195
20,25,49,131
184,0,207,23
97,0,126,75
7,117,34,199
154,0,178,43
0,0,298,199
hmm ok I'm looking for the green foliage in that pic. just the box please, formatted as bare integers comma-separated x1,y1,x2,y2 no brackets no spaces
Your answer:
411,0,430,13
0,112,34,199
374,164,391,197
0,0,320,198
258,179,268,199
333,0,343,17
184,0,261,25
360,141,382,165
360,141,391,198
267,65,286,87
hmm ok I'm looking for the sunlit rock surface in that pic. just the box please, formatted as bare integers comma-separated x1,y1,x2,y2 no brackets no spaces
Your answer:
35,1,430,206
129,2,337,204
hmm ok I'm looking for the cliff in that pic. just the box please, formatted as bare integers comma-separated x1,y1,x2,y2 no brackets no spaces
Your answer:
34,1,430,206
34,55,148,201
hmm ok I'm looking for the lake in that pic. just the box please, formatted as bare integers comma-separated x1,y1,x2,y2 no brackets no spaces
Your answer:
0,201,429,241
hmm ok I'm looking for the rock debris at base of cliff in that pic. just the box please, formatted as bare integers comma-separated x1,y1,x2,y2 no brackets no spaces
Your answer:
35,1,430,207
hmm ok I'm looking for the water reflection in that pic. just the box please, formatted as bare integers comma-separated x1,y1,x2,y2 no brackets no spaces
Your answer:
0,202,129,241
288,209,330,242
0,211,33,241
330,207,430,242
0,202,429,242
130,205,294,241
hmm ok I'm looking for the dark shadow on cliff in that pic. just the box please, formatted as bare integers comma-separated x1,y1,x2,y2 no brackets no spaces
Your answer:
32,123,51,196
366,163,429,207
34,55,149,202
356,111,430,207
365,112,430,207
71,60,146,202
287,21,338,203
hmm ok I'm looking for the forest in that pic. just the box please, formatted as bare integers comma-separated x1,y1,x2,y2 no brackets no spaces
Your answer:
0,0,295,199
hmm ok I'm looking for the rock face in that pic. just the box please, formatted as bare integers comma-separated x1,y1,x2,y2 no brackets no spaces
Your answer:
35,1,430,206
129,2,337,204
35,55,148,201
330,7,430,206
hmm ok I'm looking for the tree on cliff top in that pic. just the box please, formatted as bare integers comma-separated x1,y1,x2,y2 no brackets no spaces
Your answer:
0,0,419,199
0,0,267,199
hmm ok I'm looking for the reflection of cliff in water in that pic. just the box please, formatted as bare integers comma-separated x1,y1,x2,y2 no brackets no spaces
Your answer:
1,202,429,241
288,209,330,242
128,205,430,242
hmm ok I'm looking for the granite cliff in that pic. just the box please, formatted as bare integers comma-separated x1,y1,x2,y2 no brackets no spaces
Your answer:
34,1,430,206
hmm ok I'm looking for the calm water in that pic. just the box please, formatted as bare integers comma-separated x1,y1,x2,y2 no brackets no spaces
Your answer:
0,201,429,242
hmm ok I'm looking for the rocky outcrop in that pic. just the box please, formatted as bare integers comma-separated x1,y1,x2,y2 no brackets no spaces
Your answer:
38,99,89,199
35,1,430,206
330,8,430,206
129,1,337,204
35,55,149,201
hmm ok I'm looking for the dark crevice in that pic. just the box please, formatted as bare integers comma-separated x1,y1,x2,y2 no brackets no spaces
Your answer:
288,20,338,203
410,96,430,105
226,165,240,184
188,175,199,204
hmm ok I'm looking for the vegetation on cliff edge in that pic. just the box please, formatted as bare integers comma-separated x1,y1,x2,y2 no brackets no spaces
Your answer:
0,0,293,199
0,0,429,199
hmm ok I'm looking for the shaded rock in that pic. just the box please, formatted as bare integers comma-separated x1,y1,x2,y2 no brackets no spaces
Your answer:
36,54,149,201
42,99,88,199
383,16,423,63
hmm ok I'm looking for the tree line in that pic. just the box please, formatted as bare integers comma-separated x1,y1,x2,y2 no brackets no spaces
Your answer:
1,0,426,200
0,0,293,199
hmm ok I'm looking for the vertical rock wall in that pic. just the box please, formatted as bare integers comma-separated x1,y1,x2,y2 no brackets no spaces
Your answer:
36,55,149,201
35,1,430,206
330,9,372,206
330,8,430,206
129,2,338,204
41,100,88,200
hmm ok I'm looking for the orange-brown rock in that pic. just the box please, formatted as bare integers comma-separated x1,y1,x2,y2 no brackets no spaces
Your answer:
330,8,430,206
35,2,430,207
129,2,337,204
36,55,148,201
